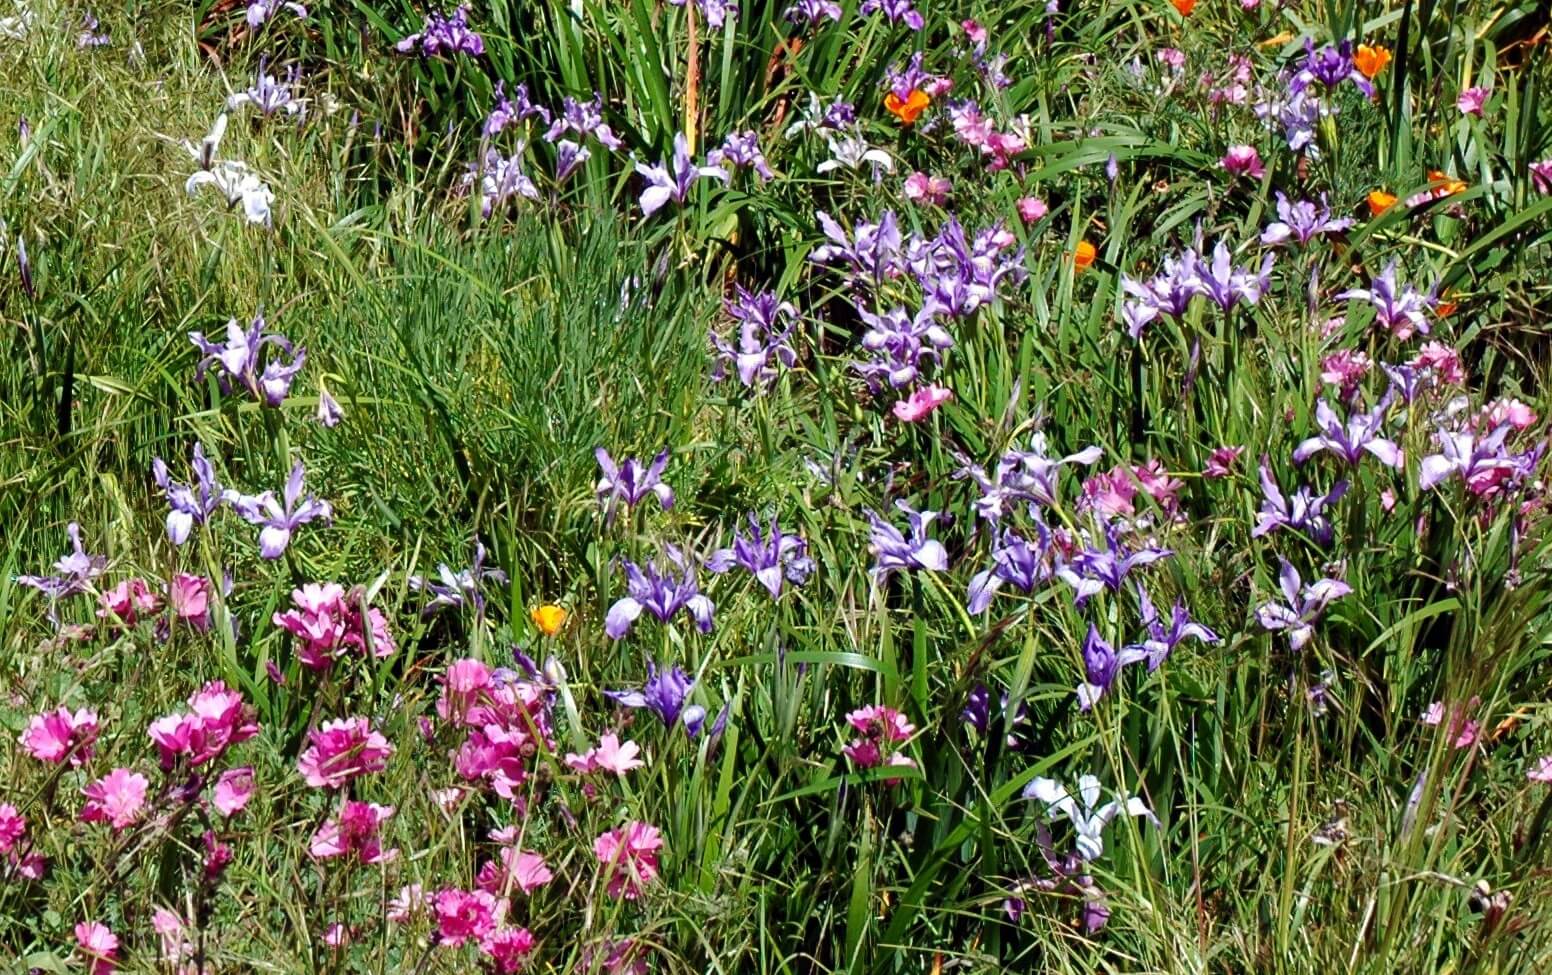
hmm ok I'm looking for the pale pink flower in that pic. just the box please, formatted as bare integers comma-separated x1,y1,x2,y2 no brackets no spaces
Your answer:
1080,467,1137,518
310,800,398,864
961,18,987,46
388,884,429,923
1320,349,1372,398
272,582,394,671
1133,459,1184,517
892,385,952,423
97,578,161,625
12,849,47,879
1528,756,1552,783
212,766,255,817
432,888,503,946
845,704,915,742
297,717,393,789
0,803,25,852
438,657,494,724
151,907,193,965
593,821,664,900
20,706,99,765
434,787,468,813
1221,145,1265,179
1015,196,1048,224
80,768,149,831
323,924,352,948
1484,398,1537,431
478,848,554,896
1422,698,1481,749
1203,446,1244,478
1456,86,1489,116
1156,47,1185,70
903,171,951,205
1380,488,1398,513
75,922,119,974
481,926,537,973
566,733,644,776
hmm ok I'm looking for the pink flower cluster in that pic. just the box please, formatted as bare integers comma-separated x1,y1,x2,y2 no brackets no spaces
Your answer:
1081,460,1184,520
841,704,916,774
310,800,398,864
947,102,1027,171
1422,697,1481,750
80,768,150,831
593,821,664,900
427,887,537,972
97,578,160,626
0,803,43,878
20,706,99,766
477,828,554,896
169,573,214,632
148,681,259,770
75,922,119,975
439,658,554,801
297,716,394,789
272,582,396,671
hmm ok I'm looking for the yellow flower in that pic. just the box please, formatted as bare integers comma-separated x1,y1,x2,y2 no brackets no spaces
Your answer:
1354,43,1391,80
530,604,568,637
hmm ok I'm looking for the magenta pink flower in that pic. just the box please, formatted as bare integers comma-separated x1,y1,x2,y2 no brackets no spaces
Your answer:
297,716,393,789
841,704,916,773
1456,86,1489,116
432,888,503,946
20,706,98,765
310,800,398,864
148,681,259,770
203,829,233,878
1528,756,1552,783
1410,342,1464,385
593,821,664,900
565,732,644,776
903,171,951,205
1133,459,1185,517
273,582,395,671
1422,698,1481,749
1320,349,1372,398
892,384,952,423
0,803,25,853
1221,144,1265,179
97,578,161,626
1203,445,1245,478
1080,467,1138,518
480,926,537,973
81,768,149,831
212,766,255,817
168,573,213,631
1015,196,1048,224
75,922,119,975
437,657,494,724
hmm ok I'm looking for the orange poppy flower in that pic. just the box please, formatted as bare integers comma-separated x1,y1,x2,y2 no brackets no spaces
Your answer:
1366,190,1397,216
884,89,930,125
530,604,568,637
1171,0,1196,14
1427,170,1467,196
1354,43,1391,79
1073,240,1097,272
1434,291,1459,318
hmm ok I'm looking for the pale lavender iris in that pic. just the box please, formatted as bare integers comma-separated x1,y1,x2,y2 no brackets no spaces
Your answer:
604,549,714,639
1336,260,1433,338
553,140,591,182
1252,456,1348,546
395,5,484,57
464,149,540,217
542,94,623,150
635,132,728,218
860,0,923,29
1193,241,1273,311
483,82,549,137
1076,625,1147,711
955,435,1103,519
1254,84,1322,154
1260,193,1353,246
706,131,774,182
705,514,813,598
967,525,1053,614
1120,252,1201,338
594,447,674,522
152,442,224,545
810,210,905,285
77,13,109,47
1292,398,1403,468
17,523,106,600
866,501,949,580
1292,39,1373,99
190,314,304,407
246,0,306,27
1126,589,1218,671
1056,527,1172,603
408,541,508,616
224,460,332,559
851,304,953,391
710,287,799,389
1255,558,1351,651
227,60,302,116
668,0,738,28
909,218,1026,319
1417,425,1528,493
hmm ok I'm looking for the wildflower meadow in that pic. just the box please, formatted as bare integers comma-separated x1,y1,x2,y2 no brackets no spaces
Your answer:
4,0,1552,971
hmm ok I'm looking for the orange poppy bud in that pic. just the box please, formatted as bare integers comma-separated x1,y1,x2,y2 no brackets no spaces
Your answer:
1366,190,1397,216
884,89,931,125
1073,240,1097,272
1427,170,1467,195
530,604,568,637
1354,44,1391,79
1171,0,1196,14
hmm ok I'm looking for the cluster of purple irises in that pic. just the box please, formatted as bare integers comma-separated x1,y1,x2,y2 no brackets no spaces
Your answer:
149,443,331,561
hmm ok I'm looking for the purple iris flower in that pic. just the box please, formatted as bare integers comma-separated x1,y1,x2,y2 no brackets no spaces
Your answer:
190,314,304,407
152,442,224,545
604,549,714,639
1292,39,1373,99
668,0,738,28
464,149,540,217
594,447,674,522
851,304,953,391
408,540,509,616
710,286,799,389
542,94,623,150
1076,625,1146,711
1418,425,1528,493
227,60,302,116
1126,588,1218,672
967,525,1053,614
1260,193,1353,246
909,218,1026,319
1193,241,1273,311
607,662,694,728
955,435,1104,519
635,132,728,218
1336,260,1433,338
1056,526,1173,603
484,82,550,136
395,5,484,57
705,514,813,598
1255,557,1351,651
1381,362,1425,404
553,140,591,182
77,13,109,47
706,131,774,182
246,0,306,27
961,684,1033,748
1254,84,1322,154
1252,456,1348,546
860,0,923,30
866,501,949,580
16,523,106,600
784,0,842,23
223,460,332,560
1292,397,1403,468
1120,252,1202,338
811,210,905,285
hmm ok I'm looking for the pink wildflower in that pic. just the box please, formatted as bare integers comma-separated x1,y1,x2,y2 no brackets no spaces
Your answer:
846,704,915,742
1410,342,1464,385
297,716,394,789
310,800,398,864
1220,145,1265,179
1016,196,1048,223
148,681,259,770
1422,698,1481,749
0,803,25,852
168,573,212,631
272,582,395,671
593,821,664,900
478,848,554,897
20,706,98,765
1456,86,1489,116
1203,446,1245,478
438,657,494,723
1320,349,1372,398
1156,47,1185,70
1528,756,1552,783
1532,160,1552,194
432,888,503,946
323,924,352,948
480,926,537,973
212,766,255,817
80,768,149,831
1133,459,1185,516
151,907,193,966
388,884,429,923
892,384,952,423
97,578,160,625
1484,398,1537,431
961,18,987,46
903,171,951,205
75,922,119,975
565,732,644,776
1080,467,1137,518
203,830,233,878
